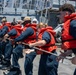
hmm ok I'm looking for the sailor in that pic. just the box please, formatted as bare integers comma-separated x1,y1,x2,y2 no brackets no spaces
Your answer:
29,24,58,75
7,16,37,75
0,19,23,70
56,3,76,75
0,18,11,66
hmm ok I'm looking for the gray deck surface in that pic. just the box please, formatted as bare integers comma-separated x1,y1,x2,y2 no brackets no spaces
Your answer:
0,49,76,75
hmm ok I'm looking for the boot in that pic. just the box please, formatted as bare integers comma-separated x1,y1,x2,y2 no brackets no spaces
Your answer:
0,55,3,64
8,67,22,75
0,59,11,70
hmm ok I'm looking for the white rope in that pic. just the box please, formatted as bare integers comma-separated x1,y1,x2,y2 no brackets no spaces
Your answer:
23,43,71,60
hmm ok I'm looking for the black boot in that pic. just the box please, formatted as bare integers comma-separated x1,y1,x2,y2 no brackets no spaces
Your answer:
8,67,22,75
0,59,11,70
0,55,3,64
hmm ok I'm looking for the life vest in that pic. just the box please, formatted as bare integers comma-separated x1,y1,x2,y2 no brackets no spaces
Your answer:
1,22,11,35
10,25,23,39
2,22,11,32
36,26,57,54
5,22,11,32
0,25,3,30
23,23,37,44
61,13,76,50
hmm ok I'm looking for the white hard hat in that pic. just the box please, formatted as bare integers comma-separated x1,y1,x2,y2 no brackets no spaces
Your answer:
32,18,38,24
32,18,37,22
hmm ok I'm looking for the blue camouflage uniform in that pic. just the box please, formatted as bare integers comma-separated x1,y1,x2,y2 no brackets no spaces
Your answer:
0,28,17,69
0,26,9,61
11,27,36,75
38,31,58,75
69,20,76,75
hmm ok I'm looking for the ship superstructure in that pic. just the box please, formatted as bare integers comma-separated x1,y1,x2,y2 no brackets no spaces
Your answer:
0,0,76,24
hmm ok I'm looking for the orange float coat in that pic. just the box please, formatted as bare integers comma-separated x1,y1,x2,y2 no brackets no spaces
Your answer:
10,25,23,39
36,26,57,54
61,13,76,50
23,23,37,44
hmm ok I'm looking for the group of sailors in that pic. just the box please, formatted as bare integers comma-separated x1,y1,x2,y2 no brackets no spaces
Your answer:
0,3,76,75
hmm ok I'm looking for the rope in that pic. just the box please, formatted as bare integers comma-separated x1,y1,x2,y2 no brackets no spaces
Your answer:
22,42,71,60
